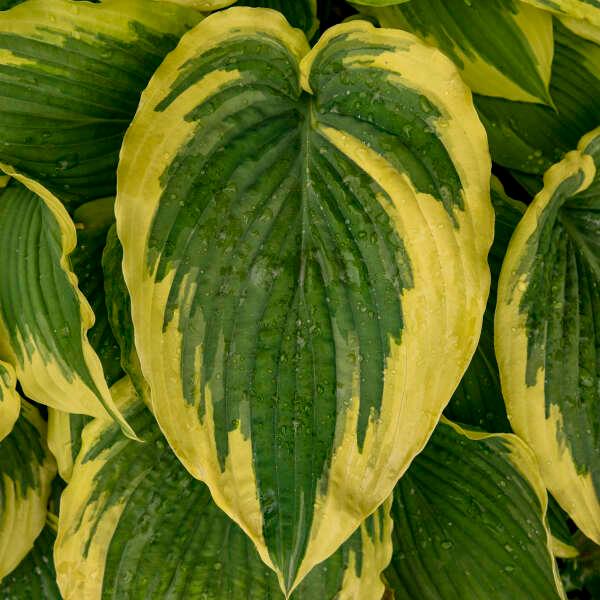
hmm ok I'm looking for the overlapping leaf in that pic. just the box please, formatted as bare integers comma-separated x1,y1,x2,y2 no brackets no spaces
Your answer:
55,377,393,600
356,0,554,104
445,177,523,432
116,8,492,592
0,359,19,442
0,525,61,599
385,419,565,599
0,0,201,204
170,0,320,35
102,226,148,402
496,127,600,544
0,168,134,437
521,0,600,27
548,495,578,558
47,410,91,482
444,180,579,560
237,1,319,37
0,401,56,580
70,198,123,387
475,18,600,180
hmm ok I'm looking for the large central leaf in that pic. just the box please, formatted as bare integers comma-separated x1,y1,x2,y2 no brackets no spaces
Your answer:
116,8,492,592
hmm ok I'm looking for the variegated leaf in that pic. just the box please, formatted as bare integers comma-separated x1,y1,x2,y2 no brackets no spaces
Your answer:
496,127,600,544
445,177,524,432
385,419,565,599
116,8,492,592
47,409,91,482
475,18,600,178
0,525,61,598
0,359,19,442
0,400,56,579
521,0,600,27
55,377,393,600
0,168,135,437
0,0,201,204
102,226,148,403
236,1,319,37
356,0,554,104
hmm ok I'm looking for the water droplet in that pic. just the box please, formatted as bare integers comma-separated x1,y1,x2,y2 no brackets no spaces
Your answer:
441,540,453,550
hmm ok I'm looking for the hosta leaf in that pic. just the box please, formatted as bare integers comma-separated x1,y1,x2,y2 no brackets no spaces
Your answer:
475,18,600,176
445,181,579,559
0,0,201,205
385,419,565,600
496,127,600,544
236,1,319,37
521,0,600,27
0,167,135,438
357,0,554,105
445,177,524,432
0,0,24,9
102,226,148,402
0,359,19,442
47,409,91,482
548,495,578,558
71,198,123,387
166,0,237,9
116,9,492,591
55,377,393,600
0,525,61,599
0,401,56,579
559,11,600,41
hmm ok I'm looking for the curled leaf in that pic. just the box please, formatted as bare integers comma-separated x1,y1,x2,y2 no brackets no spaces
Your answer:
496,127,600,544
0,167,136,438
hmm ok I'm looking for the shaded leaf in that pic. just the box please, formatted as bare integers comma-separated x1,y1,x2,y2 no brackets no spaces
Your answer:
385,419,565,600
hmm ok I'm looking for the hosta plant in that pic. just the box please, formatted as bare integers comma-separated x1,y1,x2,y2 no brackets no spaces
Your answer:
0,0,597,599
